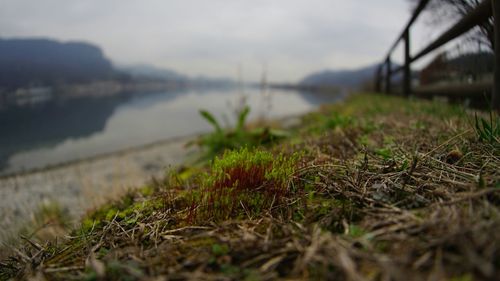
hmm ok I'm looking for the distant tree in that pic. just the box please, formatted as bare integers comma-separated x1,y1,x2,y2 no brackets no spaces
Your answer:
409,0,494,50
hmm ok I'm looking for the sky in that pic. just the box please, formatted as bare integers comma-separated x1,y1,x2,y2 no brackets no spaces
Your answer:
0,0,429,83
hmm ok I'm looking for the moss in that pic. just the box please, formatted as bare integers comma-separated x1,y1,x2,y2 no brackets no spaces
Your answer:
190,147,301,222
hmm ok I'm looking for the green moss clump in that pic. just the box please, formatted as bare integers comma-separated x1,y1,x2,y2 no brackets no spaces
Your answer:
189,147,300,222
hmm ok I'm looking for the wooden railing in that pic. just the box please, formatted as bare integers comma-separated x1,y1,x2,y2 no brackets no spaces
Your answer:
375,0,499,110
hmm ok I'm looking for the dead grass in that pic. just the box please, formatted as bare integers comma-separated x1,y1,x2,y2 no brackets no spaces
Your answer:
1,93,499,280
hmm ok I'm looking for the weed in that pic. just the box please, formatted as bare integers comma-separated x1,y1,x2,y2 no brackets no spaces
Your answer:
473,112,499,144
346,224,366,238
17,200,72,242
303,111,355,134
375,147,393,160
212,243,230,256
194,106,288,159
33,201,71,229
324,112,353,130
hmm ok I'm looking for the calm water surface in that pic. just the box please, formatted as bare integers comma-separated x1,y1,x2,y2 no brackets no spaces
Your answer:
0,87,343,174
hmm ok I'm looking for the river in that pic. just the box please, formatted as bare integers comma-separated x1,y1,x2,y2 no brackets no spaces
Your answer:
0,87,344,175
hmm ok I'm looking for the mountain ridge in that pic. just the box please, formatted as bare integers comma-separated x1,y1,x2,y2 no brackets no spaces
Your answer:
0,38,117,90
299,64,380,89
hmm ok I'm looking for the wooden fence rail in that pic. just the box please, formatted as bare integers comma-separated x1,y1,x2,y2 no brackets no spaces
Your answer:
375,0,499,111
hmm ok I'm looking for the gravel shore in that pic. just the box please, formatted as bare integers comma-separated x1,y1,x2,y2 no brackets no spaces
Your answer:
0,135,197,243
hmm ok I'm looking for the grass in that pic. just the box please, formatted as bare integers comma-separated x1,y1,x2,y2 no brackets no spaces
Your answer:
473,111,500,144
1,93,499,280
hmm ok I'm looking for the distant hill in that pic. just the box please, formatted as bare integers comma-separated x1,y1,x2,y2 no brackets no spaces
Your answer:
0,38,235,94
0,38,116,90
300,64,380,89
117,64,188,82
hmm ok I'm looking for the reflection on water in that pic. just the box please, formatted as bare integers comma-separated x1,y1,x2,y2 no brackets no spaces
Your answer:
0,87,344,174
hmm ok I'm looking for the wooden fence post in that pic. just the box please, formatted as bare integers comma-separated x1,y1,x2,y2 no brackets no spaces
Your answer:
493,0,500,111
385,57,392,94
403,29,411,96
375,66,382,92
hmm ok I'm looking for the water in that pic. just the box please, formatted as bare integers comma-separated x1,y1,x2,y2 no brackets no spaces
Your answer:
0,87,343,175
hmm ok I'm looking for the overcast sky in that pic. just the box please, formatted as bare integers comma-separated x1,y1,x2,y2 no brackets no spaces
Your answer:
0,0,428,82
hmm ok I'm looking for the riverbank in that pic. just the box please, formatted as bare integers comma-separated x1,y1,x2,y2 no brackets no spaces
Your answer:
0,114,302,245
0,134,197,244
2,93,499,280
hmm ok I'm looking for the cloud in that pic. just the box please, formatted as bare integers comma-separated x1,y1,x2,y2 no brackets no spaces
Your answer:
0,0,412,82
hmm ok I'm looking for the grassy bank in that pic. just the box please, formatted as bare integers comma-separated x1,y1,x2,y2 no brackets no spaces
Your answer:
1,93,499,280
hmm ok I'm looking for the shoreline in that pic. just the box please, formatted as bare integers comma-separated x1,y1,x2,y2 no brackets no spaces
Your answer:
0,131,204,180
0,133,198,243
0,112,306,179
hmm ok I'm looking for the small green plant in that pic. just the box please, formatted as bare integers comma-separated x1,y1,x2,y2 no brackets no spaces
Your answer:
324,112,353,130
375,147,393,160
347,224,366,238
303,111,355,134
18,200,72,242
33,201,71,228
196,108,241,157
193,106,288,159
473,112,499,144
211,243,230,256
189,148,300,221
